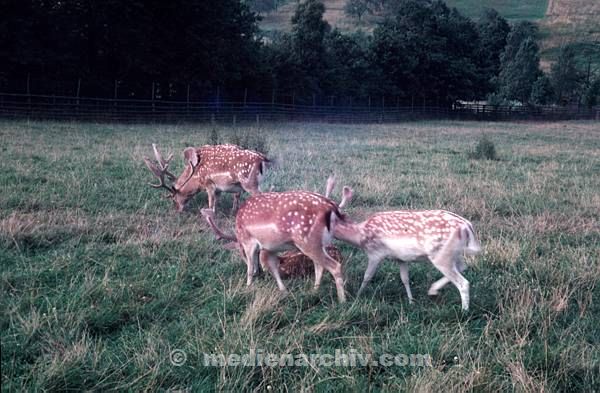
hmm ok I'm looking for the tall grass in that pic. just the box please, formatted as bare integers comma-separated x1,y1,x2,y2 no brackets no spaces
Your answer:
1,120,599,391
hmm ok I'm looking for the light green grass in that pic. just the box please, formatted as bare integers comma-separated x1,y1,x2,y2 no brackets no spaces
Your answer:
1,120,599,391
444,0,548,20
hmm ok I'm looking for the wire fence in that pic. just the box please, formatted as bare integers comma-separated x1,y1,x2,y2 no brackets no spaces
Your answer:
0,92,598,123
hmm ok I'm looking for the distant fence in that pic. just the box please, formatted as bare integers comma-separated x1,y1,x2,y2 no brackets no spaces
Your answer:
0,93,598,123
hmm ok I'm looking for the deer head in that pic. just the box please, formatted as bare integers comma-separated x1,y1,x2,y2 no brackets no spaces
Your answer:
143,144,199,212
201,191,347,302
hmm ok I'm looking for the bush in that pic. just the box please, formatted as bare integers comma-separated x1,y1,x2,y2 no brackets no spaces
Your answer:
225,128,269,156
241,128,269,156
209,128,220,145
470,135,498,160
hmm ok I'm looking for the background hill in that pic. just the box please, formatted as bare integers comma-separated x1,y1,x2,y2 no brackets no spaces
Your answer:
258,0,600,69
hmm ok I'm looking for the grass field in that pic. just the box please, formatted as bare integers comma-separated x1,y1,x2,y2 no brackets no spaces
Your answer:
444,0,548,20
1,120,599,391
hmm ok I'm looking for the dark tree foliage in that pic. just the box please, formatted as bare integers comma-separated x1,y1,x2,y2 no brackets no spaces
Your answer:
477,9,510,93
0,0,263,98
0,0,565,106
497,38,542,104
324,30,374,98
583,77,600,108
550,46,584,105
530,75,554,105
371,0,483,102
344,0,370,21
500,21,538,67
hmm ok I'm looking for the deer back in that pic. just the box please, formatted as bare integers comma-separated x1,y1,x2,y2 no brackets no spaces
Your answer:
235,191,342,250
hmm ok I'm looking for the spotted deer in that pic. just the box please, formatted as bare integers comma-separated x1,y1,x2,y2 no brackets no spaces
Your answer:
277,246,343,279
201,190,347,302
143,143,269,213
330,185,481,310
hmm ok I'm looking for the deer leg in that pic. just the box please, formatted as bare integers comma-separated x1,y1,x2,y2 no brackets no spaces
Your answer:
243,242,259,287
313,262,324,290
231,192,241,214
357,253,384,297
398,262,413,304
428,256,465,296
259,249,287,293
206,185,218,213
298,245,346,303
430,255,470,311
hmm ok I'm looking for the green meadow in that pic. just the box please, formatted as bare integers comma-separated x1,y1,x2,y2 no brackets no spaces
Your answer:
1,120,599,391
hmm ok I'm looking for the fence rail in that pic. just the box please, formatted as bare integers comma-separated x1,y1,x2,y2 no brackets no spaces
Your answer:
0,93,598,123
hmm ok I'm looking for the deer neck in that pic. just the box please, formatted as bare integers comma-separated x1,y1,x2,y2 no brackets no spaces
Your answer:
333,219,365,248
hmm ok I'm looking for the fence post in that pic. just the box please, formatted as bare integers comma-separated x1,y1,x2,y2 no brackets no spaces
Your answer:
187,84,190,118
76,78,81,116
271,89,275,109
26,73,31,119
114,80,118,119
151,82,155,114
216,86,220,113
243,88,248,108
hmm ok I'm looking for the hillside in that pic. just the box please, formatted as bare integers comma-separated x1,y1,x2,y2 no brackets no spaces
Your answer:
258,0,600,68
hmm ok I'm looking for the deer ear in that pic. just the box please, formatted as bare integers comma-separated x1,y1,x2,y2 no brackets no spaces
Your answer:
339,186,354,208
183,147,198,167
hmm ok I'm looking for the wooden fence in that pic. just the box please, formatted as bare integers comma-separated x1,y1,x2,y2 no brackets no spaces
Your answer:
0,93,598,123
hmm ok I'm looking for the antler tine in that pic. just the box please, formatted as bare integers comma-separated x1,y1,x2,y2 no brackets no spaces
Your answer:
143,155,176,194
152,143,175,174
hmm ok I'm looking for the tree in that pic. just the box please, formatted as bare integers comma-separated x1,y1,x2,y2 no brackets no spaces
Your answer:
582,77,600,108
497,38,542,104
477,9,510,93
324,30,373,97
289,0,331,95
370,0,483,101
530,75,554,105
500,21,538,66
550,46,583,105
345,0,370,21
0,0,264,97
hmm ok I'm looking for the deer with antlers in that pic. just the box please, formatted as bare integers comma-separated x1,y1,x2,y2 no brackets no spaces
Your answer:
143,143,269,213
328,182,480,310
201,188,347,302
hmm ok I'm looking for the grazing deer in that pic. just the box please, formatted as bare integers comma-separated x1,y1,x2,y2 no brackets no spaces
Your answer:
143,143,269,213
201,190,347,302
330,186,480,310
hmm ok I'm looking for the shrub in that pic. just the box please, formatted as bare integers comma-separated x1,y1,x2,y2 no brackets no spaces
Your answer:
209,128,220,145
470,135,498,160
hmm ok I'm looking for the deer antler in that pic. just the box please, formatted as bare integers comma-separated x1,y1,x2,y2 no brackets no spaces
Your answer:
143,144,176,196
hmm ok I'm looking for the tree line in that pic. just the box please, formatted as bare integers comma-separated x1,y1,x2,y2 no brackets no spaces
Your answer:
1,0,598,107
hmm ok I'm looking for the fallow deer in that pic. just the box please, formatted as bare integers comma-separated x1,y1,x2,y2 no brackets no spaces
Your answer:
201,190,347,302
330,185,481,310
143,143,269,213
277,246,343,279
